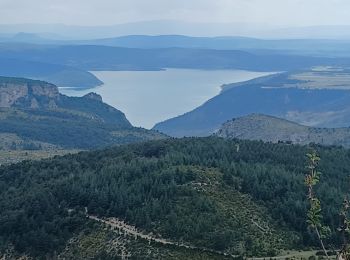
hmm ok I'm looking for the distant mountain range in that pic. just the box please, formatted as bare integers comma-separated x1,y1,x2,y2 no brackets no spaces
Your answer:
0,76,164,153
0,32,350,57
3,34,350,88
2,22,350,39
2,34,350,57
153,72,350,137
216,114,350,148
75,35,350,58
0,44,340,72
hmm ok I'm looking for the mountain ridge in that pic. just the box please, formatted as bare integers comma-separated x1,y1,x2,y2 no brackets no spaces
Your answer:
0,76,165,155
153,72,350,137
0,43,345,72
0,58,103,89
216,114,350,147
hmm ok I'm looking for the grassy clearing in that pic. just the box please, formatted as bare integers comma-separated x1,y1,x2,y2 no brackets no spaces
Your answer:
289,69,350,89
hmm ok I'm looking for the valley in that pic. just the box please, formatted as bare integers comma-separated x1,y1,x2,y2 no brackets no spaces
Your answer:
3,3,350,258
3,59,350,259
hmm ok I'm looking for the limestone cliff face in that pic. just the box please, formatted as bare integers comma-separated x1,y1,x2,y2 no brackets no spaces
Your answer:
0,78,59,109
31,84,59,98
0,83,28,107
0,76,133,130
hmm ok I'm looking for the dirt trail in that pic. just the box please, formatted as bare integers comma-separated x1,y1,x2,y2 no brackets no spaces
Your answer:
88,215,179,246
88,215,235,258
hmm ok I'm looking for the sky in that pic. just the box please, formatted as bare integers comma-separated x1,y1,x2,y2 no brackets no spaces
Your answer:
1,0,350,28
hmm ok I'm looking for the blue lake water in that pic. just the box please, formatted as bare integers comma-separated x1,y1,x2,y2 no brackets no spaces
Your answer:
60,69,272,128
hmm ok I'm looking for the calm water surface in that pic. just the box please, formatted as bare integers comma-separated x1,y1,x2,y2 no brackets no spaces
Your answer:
60,69,272,128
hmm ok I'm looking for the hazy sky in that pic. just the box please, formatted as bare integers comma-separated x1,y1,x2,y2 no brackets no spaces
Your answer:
1,0,350,27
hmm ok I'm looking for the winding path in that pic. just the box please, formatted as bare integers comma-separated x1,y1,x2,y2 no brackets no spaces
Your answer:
88,215,235,258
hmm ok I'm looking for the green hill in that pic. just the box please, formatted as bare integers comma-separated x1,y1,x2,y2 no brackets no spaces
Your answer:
216,114,350,147
1,137,349,259
0,77,165,163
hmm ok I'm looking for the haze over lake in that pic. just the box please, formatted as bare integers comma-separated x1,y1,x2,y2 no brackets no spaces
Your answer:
60,69,272,128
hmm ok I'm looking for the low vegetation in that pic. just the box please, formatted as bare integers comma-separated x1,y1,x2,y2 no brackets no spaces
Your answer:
216,114,350,148
0,149,79,166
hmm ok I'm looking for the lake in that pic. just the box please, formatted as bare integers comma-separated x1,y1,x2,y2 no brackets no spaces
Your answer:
60,69,272,128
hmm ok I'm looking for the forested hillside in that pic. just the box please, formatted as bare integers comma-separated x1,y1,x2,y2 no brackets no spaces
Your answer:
0,77,165,164
1,137,349,259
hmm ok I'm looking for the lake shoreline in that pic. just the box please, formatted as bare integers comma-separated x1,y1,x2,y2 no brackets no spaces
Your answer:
60,69,273,129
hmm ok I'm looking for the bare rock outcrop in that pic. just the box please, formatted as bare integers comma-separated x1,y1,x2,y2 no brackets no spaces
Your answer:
0,78,59,109
0,83,28,107
83,92,103,102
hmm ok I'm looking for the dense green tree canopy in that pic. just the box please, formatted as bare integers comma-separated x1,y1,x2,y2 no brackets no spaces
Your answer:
0,137,349,258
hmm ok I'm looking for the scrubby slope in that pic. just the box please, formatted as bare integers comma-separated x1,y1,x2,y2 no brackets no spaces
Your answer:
216,114,350,147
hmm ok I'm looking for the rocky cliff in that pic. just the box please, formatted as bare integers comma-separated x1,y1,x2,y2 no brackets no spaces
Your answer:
83,92,103,102
0,77,59,109
0,76,165,151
